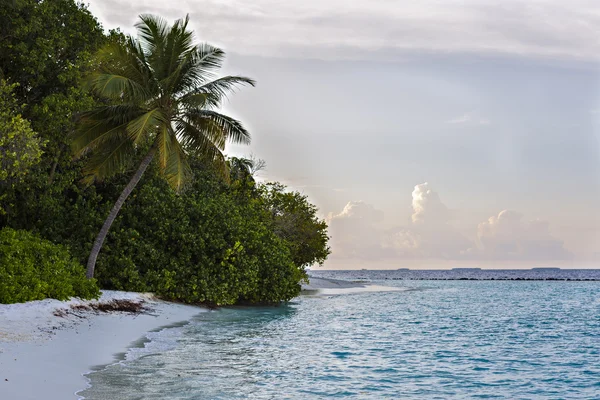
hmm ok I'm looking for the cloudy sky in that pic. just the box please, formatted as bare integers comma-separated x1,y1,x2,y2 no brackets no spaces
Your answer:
87,0,600,269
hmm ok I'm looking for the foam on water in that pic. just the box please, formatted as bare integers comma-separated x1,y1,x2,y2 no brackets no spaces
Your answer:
123,324,188,363
80,272,600,399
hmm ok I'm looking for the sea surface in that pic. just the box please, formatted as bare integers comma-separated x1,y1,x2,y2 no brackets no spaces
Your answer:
81,270,600,399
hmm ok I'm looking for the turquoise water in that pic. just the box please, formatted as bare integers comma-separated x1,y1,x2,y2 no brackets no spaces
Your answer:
82,279,600,399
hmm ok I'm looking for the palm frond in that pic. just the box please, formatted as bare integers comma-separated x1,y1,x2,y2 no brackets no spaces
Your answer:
164,132,191,191
180,76,254,107
162,15,194,80
177,92,220,110
87,72,152,102
81,137,135,184
73,105,144,156
76,13,253,188
175,119,228,162
162,48,196,97
174,118,218,150
172,44,226,90
155,125,172,170
174,119,230,181
197,76,255,100
184,110,251,146
126,108,166,144
89,41,155,102
154,125,191,191
135,14,169,57
193,43,226,75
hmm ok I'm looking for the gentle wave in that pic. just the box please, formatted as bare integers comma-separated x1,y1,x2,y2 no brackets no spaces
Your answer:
81,277,600,399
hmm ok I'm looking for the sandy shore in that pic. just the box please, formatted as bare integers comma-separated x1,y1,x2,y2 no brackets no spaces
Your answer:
302,276,368,290
0,278,399,399
0,291,204,400
303,276,404,295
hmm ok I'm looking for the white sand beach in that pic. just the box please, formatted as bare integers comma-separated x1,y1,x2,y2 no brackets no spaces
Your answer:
0,291,204,400
303,276,405,295
0,279,401,400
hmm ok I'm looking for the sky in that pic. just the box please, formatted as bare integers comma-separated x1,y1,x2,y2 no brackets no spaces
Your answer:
86,0,600,269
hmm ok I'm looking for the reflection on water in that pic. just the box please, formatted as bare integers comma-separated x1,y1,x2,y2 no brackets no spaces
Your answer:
81,279,600,399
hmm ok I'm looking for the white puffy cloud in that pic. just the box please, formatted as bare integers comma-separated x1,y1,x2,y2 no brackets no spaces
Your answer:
400,183,471,258
329,184,471,260
327,186,572,263
326,201,391,260
411,182,450,225
331,201,384,222
477,210,572,260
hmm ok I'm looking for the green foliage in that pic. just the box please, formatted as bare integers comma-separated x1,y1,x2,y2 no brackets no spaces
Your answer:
0,228,99,304
0,0,104,105
0,80,44,184
259,182,331,268
74,14,255,191
89,159,307,305
0,0,106,225
0,4,328,306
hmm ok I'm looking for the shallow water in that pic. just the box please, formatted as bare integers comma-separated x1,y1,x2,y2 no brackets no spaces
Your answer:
82,276,600,399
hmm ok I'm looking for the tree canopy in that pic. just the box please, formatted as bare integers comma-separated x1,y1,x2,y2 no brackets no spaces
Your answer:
0,81,43,186
0,2,330,305
74,14,256,278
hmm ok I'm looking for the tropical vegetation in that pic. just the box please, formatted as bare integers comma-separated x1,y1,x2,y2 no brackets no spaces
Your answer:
0,0,329,305
74,14,255,279
0,228,99,304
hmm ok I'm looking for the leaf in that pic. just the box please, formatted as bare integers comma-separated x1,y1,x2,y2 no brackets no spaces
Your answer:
126,108,166,144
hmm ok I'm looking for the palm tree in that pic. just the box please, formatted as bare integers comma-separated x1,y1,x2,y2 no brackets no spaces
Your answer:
73,14,254,279
228,157,255,182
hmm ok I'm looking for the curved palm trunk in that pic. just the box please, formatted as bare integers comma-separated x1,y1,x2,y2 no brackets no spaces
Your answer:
86,147,157,279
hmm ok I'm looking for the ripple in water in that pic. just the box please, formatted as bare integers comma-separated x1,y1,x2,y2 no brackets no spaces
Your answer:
81,279,600,399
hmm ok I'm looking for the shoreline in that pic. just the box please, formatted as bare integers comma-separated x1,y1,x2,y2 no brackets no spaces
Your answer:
0,291,205,400
0,277,393,400
303,276,404,295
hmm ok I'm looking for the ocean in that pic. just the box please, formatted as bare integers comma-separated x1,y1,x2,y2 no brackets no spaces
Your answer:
81,270,600,399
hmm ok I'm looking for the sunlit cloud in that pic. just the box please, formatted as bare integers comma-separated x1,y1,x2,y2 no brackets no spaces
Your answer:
477,210,572,260
327,184,572,263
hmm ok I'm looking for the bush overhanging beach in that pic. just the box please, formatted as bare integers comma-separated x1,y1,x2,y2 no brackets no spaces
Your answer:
0,1,329,305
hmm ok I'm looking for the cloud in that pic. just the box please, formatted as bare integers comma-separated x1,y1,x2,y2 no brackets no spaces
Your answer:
327,185,572,263
87,0,600,63
326,201,391,260
332,201,384,222
397,183,471,258
446,113,491,126
477,210,573,260
411,182,450,225
329,184,471,260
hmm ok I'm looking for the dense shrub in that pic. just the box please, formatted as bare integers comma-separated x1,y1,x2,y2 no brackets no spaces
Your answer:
91,163,308,305
0,228,99,304
259,182,330,268
0,0,329,306
2,155,323,305
0,81,44,187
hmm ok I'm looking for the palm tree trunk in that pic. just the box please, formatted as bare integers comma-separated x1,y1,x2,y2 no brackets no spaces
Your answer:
48,159,58,185
47,146,63,185
86,147,157,279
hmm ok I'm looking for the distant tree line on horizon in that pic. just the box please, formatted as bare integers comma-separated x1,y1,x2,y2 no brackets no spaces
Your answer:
0,0,330,305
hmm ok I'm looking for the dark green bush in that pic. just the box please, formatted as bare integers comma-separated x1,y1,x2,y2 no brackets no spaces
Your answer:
0,228,99,304
92,163,308,306
2,155,325,306
0,0,329,306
